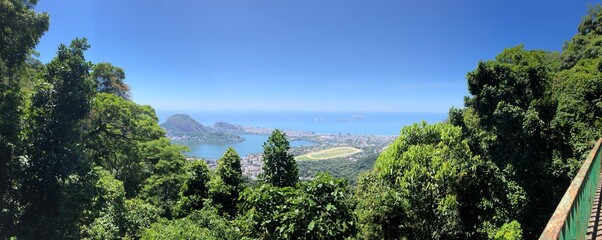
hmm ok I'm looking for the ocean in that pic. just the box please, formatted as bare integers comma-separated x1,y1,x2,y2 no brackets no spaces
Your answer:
155,111,447,159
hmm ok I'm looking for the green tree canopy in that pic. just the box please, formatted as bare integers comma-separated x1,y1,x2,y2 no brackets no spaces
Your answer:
216,147,243,190
92,62,130,99
80,167,128,240
84,92,166,196
458,45,568,236
0,0,49,70
210,147,243,217
358,122,523,239
142,208,241,240
19,38,95,239
174,160,211,217
262,129,298,187
240,173,356,239
0,0,49,236
553,5,602,163
139,138,188,218
562,5,602,69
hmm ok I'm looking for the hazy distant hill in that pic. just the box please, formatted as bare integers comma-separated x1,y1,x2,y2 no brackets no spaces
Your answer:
162,114,210,134
161,114,243,143
213,121,241,132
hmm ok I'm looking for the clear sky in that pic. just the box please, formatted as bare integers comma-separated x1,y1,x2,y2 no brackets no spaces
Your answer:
34,0,599,112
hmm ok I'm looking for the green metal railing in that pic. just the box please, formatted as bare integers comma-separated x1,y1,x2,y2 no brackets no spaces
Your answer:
540,139,602,240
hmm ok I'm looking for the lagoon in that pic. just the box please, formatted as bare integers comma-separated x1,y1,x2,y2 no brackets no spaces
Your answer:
180,134,317,160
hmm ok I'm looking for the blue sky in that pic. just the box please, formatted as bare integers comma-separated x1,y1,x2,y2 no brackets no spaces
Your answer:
34,0,598,112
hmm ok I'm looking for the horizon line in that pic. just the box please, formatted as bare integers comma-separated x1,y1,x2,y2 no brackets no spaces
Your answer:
152,109,452,114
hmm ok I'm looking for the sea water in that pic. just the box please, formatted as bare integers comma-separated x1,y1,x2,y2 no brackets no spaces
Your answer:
155,111,447,159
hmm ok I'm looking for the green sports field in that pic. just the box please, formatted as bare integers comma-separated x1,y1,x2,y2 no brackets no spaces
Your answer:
295,147,362,161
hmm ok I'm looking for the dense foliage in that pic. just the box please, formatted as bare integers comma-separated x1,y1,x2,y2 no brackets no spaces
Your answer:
356,123,523,239
1,1,602,239
174,160,211,217
210,147,243,217
84,92,167,196
21,38,96,238
447,6,602,236
92,62,130,99
240,173,356,239
0,0,49,236
261,129,299,187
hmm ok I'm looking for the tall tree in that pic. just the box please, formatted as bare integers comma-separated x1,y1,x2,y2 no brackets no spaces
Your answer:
461,45,563,237
0,0,48,236
210,147,243,217
19,38,95,239
84,93,165,196
92,62,130,99
261,129,298,187
139,138,188,218
174,160,211,217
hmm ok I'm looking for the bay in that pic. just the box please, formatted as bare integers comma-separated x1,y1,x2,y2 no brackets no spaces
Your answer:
180,134,317,160
156,111,447,159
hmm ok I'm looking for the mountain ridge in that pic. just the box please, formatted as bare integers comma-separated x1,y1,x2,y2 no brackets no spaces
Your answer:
160,114,243,144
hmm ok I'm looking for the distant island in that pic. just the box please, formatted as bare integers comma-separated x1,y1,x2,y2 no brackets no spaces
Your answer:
161,114,244,144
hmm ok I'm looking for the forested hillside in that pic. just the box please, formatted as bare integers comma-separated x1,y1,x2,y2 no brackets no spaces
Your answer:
1,1,602,239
